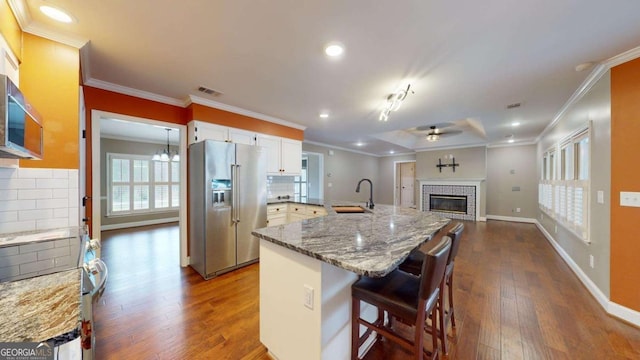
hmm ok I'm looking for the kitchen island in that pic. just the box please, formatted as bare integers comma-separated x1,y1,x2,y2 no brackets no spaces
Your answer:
252,203,449,360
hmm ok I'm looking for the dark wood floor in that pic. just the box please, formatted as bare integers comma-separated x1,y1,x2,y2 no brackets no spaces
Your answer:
95,221,640,359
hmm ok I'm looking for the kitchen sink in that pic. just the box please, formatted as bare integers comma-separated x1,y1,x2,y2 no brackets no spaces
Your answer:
332,205,368,213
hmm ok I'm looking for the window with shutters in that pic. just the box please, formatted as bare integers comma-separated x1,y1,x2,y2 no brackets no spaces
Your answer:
538,126,590,243
107,153,180,216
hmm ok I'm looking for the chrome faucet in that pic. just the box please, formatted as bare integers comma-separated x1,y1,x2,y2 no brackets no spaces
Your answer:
355,178,374,209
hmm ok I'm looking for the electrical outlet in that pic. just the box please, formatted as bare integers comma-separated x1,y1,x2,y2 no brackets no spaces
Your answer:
620,191,640,207
597,190,604,204
540,213,544,221
589,255,594,269
516,208,521,213
304,285,314,309
554,225,558,233
328,182,332,188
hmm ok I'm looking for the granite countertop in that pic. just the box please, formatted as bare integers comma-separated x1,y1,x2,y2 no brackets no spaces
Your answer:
252,203,450,277
0,227,84,248
0,268,82,342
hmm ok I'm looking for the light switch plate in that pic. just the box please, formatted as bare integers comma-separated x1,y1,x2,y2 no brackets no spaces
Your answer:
597,191,604,204
620,191,640,207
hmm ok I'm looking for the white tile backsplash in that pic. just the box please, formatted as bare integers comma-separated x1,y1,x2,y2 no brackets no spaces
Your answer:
267,176,295,199
0,168,79,234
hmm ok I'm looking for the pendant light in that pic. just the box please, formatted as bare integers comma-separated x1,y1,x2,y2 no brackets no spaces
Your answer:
152,128,179,161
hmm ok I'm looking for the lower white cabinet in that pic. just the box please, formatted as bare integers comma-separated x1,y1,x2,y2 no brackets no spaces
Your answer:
267,204,327,226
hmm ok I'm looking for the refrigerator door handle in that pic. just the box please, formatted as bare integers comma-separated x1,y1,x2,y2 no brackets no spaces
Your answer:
235,164,241,223
230,164,237,224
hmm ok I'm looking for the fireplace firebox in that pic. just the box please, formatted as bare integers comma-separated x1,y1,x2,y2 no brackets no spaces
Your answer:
429,195,467,214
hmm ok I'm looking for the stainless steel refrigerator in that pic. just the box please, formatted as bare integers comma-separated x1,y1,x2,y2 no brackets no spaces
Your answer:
188,140,266,280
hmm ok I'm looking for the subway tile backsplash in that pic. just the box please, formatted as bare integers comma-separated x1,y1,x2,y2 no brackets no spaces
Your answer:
267,176,295,199
0,236,80,282
0,168,79,234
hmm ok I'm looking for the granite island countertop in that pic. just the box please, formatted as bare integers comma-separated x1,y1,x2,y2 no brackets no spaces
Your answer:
252,203,450,277
0,268,82,342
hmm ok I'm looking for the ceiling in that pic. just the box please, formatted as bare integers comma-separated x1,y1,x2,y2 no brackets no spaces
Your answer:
11,0,640,156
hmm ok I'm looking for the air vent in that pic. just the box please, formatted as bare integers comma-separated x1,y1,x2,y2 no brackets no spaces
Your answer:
506,102,521,109
197,86,222,96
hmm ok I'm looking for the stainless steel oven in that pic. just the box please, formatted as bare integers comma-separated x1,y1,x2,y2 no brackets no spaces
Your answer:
79,235,108,360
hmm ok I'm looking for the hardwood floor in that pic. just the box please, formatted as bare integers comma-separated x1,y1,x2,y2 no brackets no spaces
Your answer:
95,221,640,359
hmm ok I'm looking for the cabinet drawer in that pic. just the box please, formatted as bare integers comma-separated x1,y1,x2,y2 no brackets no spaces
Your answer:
305,206,327,217
289,205,306,214
267,204,288,215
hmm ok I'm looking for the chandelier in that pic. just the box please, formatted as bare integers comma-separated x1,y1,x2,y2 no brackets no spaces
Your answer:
152,128,179,161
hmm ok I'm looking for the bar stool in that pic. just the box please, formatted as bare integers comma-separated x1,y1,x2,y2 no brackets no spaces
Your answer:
398,222,464,355
351,236,451,360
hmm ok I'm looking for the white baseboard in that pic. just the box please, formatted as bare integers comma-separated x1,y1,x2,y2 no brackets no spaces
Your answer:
478,216,487,222
486,215,537,223
608,301,640,328
101,217,179,231
534,220,640,328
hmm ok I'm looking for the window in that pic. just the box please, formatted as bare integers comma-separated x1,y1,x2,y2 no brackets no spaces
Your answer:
294,157,308,202
107,153,180,216
538,126,590,242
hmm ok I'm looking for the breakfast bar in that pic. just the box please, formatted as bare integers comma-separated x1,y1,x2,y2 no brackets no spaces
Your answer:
252,203,450,360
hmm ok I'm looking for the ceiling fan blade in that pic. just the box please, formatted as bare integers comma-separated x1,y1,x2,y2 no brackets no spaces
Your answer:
414,122,454,132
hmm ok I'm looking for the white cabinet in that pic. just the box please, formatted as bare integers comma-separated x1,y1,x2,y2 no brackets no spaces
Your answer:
267,204,288,227
257,134,302,175
187,121,256,145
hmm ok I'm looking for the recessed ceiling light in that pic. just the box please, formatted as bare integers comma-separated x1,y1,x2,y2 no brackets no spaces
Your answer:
508,139,515,143
389,150,395,154
319,113,329,119
511,121,520,127
324,43,344,57
40,5,74,23
355,142,364,147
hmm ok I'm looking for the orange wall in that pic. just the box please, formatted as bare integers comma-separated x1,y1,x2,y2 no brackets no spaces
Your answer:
610,58,640,312
0,0,21,62
19,34,79,169
83,86,187,125
188,103,304,141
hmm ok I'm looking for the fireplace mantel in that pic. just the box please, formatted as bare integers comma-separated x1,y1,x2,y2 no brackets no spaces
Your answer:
418,179,485,221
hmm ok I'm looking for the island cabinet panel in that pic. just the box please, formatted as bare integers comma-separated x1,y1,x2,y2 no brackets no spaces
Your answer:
259,240,378,360
305,205,327,217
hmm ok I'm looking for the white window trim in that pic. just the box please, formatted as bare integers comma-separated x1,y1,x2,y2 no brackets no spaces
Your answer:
106,152,180,217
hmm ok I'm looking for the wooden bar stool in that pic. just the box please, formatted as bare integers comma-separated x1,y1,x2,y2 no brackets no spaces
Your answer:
351,236,451,360
398,222,464,355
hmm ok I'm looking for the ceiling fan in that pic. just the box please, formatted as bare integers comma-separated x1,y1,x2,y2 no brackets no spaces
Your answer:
414,123,463,142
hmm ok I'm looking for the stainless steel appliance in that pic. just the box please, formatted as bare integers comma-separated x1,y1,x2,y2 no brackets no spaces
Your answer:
0,74,43,159
189,140,267,280
80,236,108,360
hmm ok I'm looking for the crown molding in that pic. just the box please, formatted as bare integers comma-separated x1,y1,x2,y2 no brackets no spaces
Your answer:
84,78,186,107
604,44,640,68
79,44,91,85
380,152,416,158
188,95,306,131
537,45,640,143
22,22,88,49
486,139,537,148
414,142,488,153
6,0,30,30
303,140,383,158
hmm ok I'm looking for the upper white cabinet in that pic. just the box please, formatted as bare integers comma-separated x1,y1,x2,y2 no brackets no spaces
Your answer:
256,134,301,175
187,121,256,145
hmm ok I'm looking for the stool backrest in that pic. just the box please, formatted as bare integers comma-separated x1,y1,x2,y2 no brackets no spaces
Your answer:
446,222,465,265
418,236,451,301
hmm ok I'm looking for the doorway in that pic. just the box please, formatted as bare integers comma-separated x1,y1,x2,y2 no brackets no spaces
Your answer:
394,161,416,208
90,110,188,266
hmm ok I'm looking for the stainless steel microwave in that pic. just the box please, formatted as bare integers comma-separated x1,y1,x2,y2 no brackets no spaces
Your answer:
0,75,43,159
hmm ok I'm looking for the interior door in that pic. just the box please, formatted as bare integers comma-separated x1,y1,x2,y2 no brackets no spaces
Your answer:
399,162,415,208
